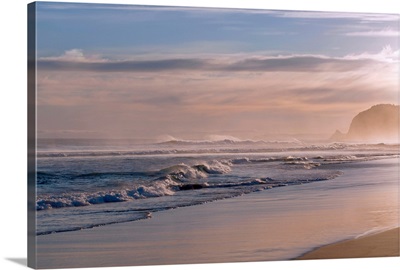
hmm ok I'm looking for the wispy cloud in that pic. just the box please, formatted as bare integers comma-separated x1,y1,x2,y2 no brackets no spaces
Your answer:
344,45,399,63
345,28,399,37
38,58,207,72
252,30,298,36
273,10,399,22
222,56,376,72
41,49,108,62
38,49,391,73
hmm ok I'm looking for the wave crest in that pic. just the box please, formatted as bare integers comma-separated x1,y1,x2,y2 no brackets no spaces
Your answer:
36,160,232,211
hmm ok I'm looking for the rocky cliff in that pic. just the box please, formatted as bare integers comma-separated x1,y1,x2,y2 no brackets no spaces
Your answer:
330,104,399,142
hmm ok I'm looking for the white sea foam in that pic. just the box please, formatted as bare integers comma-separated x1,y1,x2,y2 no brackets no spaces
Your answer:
36,181,177,210
284,160,321,169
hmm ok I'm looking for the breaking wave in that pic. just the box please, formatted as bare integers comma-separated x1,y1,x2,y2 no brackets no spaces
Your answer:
35,153,352,212
36,160,232,211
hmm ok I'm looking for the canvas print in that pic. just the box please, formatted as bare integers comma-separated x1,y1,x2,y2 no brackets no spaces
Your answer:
28,2,399,269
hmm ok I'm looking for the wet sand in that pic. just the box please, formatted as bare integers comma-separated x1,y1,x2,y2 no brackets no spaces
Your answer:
297,227,399,260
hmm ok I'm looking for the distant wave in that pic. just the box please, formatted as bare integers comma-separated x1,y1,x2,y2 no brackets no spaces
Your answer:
227,153,398,168
158,138,266,145
37,148,281,158
156,134,305,145
157,137,304,146
37,142,399,159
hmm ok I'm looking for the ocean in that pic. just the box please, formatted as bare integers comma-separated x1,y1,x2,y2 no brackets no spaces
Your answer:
35,138,399,237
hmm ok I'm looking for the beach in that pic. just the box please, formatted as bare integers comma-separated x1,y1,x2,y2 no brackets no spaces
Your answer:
36,158,399,269
297,227,399,260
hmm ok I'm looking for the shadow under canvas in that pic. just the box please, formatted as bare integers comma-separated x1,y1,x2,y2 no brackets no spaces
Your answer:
6,258,27,267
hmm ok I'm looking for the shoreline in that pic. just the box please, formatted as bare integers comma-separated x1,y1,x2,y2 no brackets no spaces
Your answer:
36,158,399,268
297,227,399,260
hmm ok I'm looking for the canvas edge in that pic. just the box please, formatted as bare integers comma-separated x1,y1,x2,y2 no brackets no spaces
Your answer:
27,2,37,269
23,2,400,269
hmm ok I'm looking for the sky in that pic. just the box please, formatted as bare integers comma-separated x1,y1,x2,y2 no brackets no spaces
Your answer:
34,2,399,140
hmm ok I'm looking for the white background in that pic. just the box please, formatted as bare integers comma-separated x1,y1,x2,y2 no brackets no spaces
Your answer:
0,1,399,270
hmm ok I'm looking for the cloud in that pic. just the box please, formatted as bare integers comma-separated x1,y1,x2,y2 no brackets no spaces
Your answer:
38,51,385,73
41,49,108,62
38,58,208,72
37,2,400,22
223,56,375,72
58,49,85,61
38,129,101,136
344,45,399,63
37,53,398,138
345,28,399,37
273,11,399,22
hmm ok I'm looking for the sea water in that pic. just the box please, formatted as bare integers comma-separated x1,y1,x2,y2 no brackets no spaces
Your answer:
36,138,399,236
